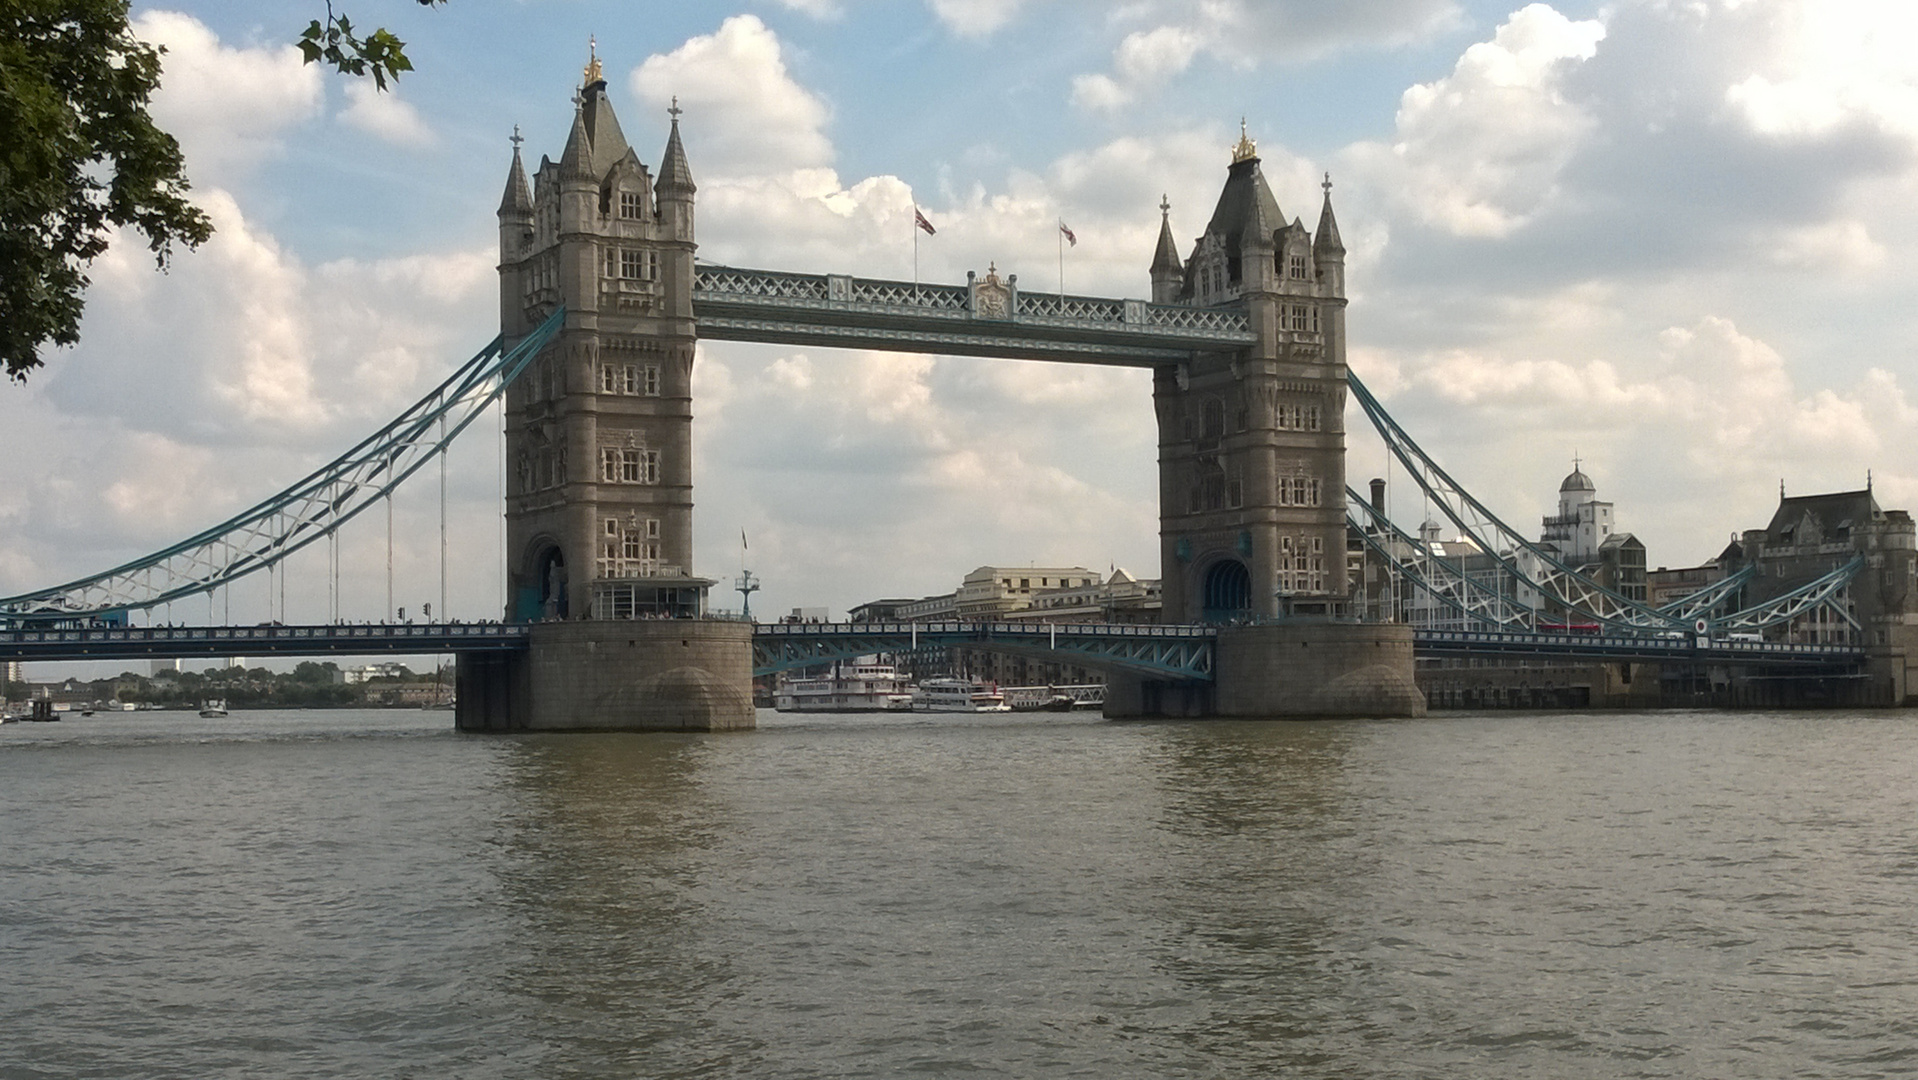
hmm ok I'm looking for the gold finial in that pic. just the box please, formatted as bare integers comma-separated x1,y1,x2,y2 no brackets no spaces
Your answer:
1322,171,1332,194
668,95,682,121
1231,117,1257,164
1159,193,1170,217
583,36,603,85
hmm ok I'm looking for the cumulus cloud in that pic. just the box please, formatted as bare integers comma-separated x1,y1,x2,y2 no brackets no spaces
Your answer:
133,10,324,185
1345,4,1604,237
927,0,1028,38
1074,0,1461,112
339,82,436,147
629,15,833,174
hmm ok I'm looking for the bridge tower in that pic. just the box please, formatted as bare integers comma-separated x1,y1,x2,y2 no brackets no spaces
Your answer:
497,54,704,623
465,51,751,731
1110,126,1424,718
1152,127,1349,624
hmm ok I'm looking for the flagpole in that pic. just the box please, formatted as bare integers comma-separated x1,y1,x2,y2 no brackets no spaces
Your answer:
1058,220,1065,301
913,205,920,297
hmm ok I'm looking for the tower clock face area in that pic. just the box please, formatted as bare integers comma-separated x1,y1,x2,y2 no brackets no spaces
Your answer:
497,67,706,623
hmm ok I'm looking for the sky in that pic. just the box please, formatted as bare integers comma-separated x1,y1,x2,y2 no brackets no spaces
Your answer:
8,0,1918,669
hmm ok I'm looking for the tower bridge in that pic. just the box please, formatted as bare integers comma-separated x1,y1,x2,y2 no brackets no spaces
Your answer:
4,56,1912,724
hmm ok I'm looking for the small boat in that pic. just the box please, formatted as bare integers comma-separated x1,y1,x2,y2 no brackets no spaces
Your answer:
199,699,228,718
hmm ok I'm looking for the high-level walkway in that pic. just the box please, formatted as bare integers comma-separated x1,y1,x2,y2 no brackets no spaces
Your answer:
692,265,1256,364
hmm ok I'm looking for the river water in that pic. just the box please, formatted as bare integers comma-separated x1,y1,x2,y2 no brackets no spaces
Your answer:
4,707,1917,1078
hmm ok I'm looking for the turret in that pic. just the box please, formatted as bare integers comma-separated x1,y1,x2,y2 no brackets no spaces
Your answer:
656,100,695,239
1150,195,1182,304
1313,173,1345,297
497,129,534,337
656,100,696,319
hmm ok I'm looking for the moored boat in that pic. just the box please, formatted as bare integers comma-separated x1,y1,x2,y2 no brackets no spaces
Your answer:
911,677,1011,713
199,699,228,718
776,661,915,712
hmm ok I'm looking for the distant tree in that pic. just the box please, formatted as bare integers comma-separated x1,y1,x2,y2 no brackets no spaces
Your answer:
291,660,338,684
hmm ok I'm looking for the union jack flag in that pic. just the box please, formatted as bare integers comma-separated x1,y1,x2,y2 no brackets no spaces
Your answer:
914,208,936,236
1059,221,1077,246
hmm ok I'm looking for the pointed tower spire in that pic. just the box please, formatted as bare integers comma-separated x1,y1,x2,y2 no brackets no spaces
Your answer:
1150,194,1182,304
1313,172,1344,256
559,99,593,181
657,96,695,196
1151,194,1180,274
498,125,533,215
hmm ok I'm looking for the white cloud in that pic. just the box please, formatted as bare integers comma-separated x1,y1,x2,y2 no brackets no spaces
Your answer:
629,15,832,174
132,10,323,186
770,0,841,16
927,0,1028,38
1074,0,1461,112
1345,4,1605,237
1720,0,1918,143
339,82,436,148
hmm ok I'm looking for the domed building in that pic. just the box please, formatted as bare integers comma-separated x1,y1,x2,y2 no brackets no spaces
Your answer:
1539,462,1645,602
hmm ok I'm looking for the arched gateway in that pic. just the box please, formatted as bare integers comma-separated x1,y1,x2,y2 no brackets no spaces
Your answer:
459,58,1422,731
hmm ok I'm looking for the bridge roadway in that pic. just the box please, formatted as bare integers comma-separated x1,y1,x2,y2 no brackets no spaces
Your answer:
0,620,1862,672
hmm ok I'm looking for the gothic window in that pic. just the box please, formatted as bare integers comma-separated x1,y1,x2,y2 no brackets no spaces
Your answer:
1199,397,1224,451
1226,465,1243,509
620,249,644,280
643,364,661,396
1277,476,1323,507
619,190,643,219
1306,405,1322,431
1198,459,1227,511
1289,254,1307,280
622,365,639,395
600,365,618,393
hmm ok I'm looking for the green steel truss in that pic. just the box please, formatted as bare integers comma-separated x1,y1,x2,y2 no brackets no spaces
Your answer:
0,309,566,622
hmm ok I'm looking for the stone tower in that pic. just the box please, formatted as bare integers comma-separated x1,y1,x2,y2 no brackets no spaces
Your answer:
1152,126,1349,623
496,54,706,623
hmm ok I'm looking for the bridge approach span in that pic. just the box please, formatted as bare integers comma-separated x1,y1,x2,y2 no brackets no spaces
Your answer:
0,622,530,663
752,621,1218,681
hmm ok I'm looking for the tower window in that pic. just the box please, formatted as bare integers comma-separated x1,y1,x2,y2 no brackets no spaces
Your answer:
619,191,643,219
1289,254,1307,280
643,365,661,396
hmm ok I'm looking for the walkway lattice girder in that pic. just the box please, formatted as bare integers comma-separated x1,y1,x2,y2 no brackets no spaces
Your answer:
692,265,1256,365
0,309,566,621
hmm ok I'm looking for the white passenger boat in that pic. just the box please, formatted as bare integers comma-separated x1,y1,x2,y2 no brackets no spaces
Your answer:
198,699,228,718
911,677,1011,713
775,662,915,712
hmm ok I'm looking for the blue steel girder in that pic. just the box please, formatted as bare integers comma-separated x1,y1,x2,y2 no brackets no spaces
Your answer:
751,621,1215,681
1347,487,1540,630
692,264,1257,365
1718,556,1863,633
1346,371,1684,633
0,309,567,622
1655,564,1757,620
